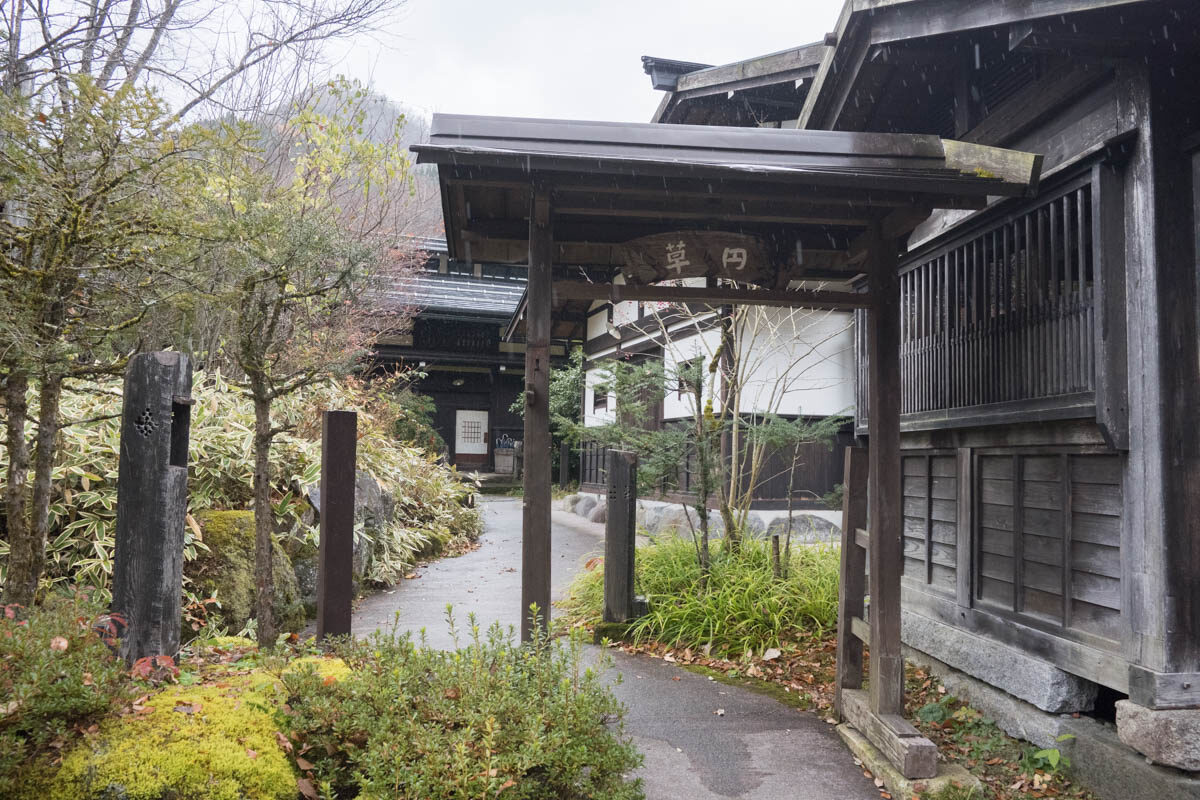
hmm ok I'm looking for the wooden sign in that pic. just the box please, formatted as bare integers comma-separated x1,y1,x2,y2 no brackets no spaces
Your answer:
618,231,772,286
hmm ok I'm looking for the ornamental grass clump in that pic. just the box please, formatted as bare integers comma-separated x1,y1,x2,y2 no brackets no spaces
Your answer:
278,612,644,800
563,536,840,659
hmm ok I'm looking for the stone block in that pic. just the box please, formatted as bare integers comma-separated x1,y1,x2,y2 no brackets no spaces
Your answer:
574,495,597,519
1116,700,1200,772
588,499,608,524
765,513,840,543
901,609,1098,713
836,723,981,800
562,493,581,512
1064,713,1200,799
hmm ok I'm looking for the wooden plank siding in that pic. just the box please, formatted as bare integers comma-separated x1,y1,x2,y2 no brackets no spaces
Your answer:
901,453,958,596
932,449,1126,648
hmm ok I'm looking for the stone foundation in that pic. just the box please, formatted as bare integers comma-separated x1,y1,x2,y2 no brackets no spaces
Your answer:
901,609,1098,712
1116,700,1200,772
904,628,1200,799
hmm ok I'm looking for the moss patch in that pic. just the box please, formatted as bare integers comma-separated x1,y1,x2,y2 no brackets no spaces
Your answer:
189,510,305,634
26,674,297,800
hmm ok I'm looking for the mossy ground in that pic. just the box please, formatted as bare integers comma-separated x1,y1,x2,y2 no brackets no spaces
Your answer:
16,639,348,800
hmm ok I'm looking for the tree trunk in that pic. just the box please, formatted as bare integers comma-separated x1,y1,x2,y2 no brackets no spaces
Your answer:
23,374,62,604
2,371,33,605
252,393,276,648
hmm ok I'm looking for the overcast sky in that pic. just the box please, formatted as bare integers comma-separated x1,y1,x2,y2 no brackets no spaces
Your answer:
327,0,846,124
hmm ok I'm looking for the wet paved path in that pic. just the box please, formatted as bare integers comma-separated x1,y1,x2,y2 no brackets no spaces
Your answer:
353,497,879,800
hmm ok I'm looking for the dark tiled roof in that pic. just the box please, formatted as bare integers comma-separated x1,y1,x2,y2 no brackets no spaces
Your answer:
389,270,526,320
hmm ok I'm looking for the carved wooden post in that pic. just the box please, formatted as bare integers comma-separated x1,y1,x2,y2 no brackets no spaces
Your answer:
604,450,637,623
317,410,357,639
111,352,193,664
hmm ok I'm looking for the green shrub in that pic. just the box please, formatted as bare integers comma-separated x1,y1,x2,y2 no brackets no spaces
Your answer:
562,536,840,658
0,595,129,796
278,614,644,800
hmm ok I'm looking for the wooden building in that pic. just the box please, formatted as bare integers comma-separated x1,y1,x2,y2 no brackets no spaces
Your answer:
577,293,856,514
643,0,1200,782
373,237,570,471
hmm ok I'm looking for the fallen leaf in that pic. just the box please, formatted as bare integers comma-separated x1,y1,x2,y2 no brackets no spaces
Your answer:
275,732,294,754
245,748,259,759
297,777,319,799
663,653,676,663
499,779,516,791
82,672,94,686
186,513,203,541
762,647,782,661
296,756,314,771
444,687,461,700
50,636,69,652
322,674,338,686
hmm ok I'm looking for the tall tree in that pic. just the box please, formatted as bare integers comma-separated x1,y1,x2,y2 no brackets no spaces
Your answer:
0,77,189,604
185,80,412,646
0,0,405,605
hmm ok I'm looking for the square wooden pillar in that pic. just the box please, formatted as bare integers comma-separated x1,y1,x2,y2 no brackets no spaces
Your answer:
866,227,904,716
521,185,553,642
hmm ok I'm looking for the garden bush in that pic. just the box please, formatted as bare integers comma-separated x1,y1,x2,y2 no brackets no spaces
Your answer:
278,615,644,800
562,536,840,658
0,595,130,797
0,371,482,608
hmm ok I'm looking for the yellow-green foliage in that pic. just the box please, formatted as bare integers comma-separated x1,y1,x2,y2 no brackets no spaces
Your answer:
191,510,305,633
29,675,297,800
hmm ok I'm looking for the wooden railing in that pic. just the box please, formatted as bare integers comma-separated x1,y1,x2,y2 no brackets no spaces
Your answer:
857,174,1100,431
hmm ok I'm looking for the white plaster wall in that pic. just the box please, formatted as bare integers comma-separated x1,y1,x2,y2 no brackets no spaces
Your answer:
662,326,722,421
583,366,615,427
733,307,855,417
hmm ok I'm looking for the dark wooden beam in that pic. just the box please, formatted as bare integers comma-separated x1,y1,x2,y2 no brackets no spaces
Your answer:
521,186,553,642
866,224,904,716
962,64,1112,146
868,0,1153,45
446,168,994,211
551,281,869,311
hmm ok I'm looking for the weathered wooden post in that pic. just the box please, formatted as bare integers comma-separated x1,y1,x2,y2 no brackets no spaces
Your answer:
317,410,357,639
521,185,553,641
603,450,637,623
559,440,571,490
111,352,193,664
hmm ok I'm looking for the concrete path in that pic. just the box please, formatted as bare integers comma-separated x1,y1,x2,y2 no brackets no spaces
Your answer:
353,497,879,800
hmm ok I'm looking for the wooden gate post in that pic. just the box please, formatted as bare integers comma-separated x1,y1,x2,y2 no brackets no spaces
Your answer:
603,450,637,623
867,228,904,716
521,185,553,641
111,352,193,664
317,410,357,639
